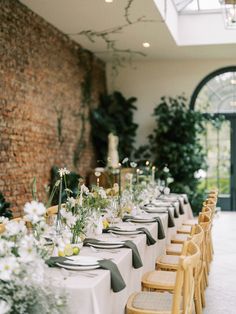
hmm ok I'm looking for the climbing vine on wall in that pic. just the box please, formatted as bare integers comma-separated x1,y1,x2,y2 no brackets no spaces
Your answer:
73,49,94,167
69,0,156,77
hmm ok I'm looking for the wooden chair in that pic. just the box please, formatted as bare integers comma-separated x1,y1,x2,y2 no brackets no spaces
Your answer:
126,241,200,314
46,205,59,216
166,226,194,256
156,224,202,271
0,224,5,234
198,213,212,280
144,226,204,314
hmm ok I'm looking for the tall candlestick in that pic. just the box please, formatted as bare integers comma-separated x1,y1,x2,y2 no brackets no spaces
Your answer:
79,185,83,207
56,176,62,232
129,173,133,191
152,166,156,183
136,168,140,184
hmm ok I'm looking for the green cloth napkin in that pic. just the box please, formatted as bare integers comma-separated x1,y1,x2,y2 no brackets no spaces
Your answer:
103,226,156,246
122,215,165,240
98,259,126,293
122,240,143,268
173,205,180,218
136,227,156,246
46,256,126,293
178,199,185,215
167,208,175,228
83,238,143,269
46,256,70,267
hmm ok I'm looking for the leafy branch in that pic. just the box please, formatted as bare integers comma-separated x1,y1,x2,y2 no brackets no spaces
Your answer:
68,0,156,76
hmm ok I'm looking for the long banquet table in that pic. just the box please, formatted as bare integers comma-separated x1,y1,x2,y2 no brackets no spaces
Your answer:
47,197,193,314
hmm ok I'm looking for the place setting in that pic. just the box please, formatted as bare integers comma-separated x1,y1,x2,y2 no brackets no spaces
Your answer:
122,214,166,240
46,254,126,293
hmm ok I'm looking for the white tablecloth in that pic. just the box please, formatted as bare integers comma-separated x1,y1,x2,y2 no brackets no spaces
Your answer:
48,200,192,314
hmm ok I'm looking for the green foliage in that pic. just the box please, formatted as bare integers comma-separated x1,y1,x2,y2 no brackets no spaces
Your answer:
90,91,138,164
137,95,209,213
49,166,81,205
0,192,13,218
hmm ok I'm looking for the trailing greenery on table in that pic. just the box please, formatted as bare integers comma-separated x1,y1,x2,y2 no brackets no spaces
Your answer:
91,91,138,165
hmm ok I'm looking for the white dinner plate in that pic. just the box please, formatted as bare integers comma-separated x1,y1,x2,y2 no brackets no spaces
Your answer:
144,205,168,211
151,201,172,206
56,263,100,271
96,239,124,245
61,255,99,266
145,208,168,213
89,243,124,249
109,229,143,235
129,217,156,223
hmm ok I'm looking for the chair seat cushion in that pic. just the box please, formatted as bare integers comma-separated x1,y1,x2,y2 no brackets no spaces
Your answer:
171,233,189,243
183,218,197,226
158,255,180,265
177,225,192,234
166,243,183,255
143,270,176,288
132,291,182,312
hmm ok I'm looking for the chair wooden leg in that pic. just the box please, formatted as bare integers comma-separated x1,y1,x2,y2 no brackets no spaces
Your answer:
201,278,206,308
194,281,203,314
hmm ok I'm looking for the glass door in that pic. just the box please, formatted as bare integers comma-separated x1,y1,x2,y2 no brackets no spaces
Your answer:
201,117,236,210
230,117,236,211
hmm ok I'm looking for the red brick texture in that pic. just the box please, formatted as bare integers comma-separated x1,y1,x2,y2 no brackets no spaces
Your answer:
0,0,106,216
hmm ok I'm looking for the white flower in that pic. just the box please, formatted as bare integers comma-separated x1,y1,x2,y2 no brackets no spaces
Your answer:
58,167,70,177
24,201,46,224
67,197,76,208
98,188,107,199
54,229,72,250
18,235,37,262
0,217,9,224
35,220,48,234
4,220,27,237
0,300,10,314
130,161,137,168
81,184,89,195
61,208,77,227
0,239,14,257
0,256,20,281
122,157,129,164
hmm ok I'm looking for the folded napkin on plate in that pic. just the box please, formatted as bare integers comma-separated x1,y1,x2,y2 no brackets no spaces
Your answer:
122,215,165,240
84,238,143,269
167,208,175,228
98,259,126,292
46,256,69,267
103,226,156,246
45,256,126,293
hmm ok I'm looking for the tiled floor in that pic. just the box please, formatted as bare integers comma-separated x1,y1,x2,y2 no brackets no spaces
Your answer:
204,211,236,314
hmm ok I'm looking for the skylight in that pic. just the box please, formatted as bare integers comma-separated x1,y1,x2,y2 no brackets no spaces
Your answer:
173,0,222,13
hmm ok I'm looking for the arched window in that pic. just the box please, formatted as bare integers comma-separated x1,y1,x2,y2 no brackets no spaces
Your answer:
190,66,236,211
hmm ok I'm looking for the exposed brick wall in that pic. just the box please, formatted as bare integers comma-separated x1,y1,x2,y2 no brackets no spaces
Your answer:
0,0,106,216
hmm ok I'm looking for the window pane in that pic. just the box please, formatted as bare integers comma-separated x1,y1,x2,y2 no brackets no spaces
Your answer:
201,121,230,195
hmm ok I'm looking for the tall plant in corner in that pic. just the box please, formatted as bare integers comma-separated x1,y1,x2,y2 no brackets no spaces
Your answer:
148,95,208,212
90,91,138,164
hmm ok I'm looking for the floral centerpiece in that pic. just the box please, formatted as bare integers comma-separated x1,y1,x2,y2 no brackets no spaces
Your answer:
56,177,110,242
0,201,66,314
